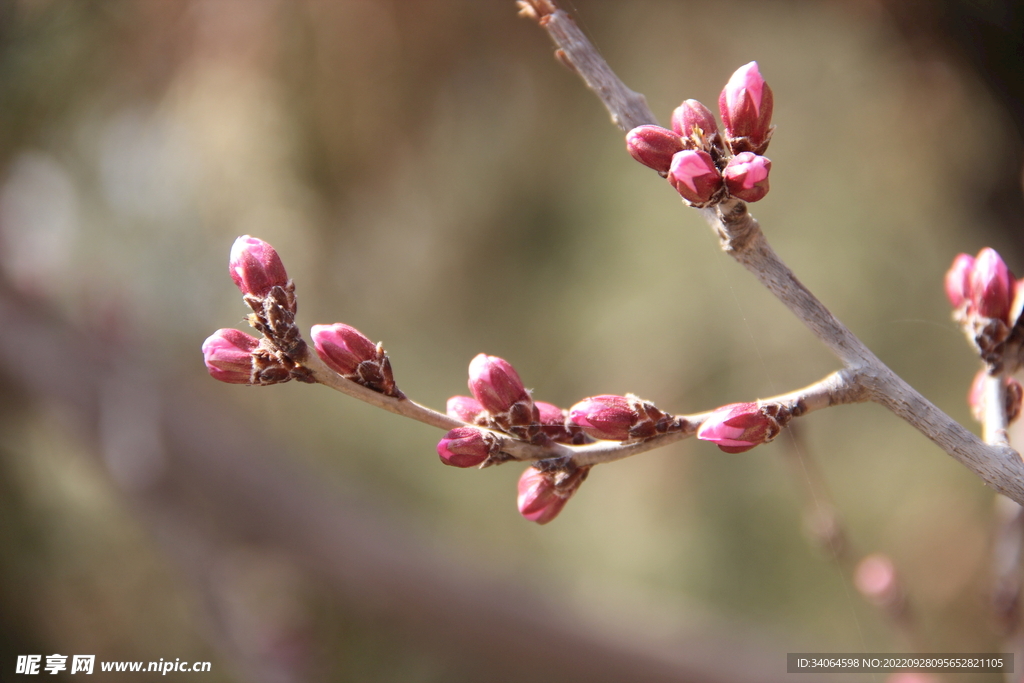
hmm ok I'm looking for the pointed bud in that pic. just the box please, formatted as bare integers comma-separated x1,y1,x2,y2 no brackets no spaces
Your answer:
229,235,289,298
311,323,378,376
446,395,486,424
625,125,685,173
671,99,721,151
517,467,569,524
944,253,975,309
970,247,1013,321
202,328,259,384
436,427,493,468
468,353,530,415
668,150,724,207
723,152,771,202
697,402,779,453
569,395,634,441
718,61,774,155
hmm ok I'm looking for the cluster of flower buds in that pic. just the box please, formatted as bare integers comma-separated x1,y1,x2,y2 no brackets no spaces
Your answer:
945,247,1023,365
696,401,785,453
568,394,681,441
625,62,774,207
203,236,310,385
967,369,1023,424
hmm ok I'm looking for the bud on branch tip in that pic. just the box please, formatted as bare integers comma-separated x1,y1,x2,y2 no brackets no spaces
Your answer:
229,235,289,298
467,353,530,415
668,150,724,207
311,323,379,377
718,61,774,155
625,125,684,173
517,467,568,525
437,427,492,468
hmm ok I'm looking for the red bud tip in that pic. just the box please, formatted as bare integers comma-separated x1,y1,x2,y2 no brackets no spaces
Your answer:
569,395,634,441
696,402,777,453
718,61,774,155
446,395,486,424
202,328,259,384
668,150,724,207
944,253,975,309
436,427,492,468
467,353,530,415
311,323,379,376
625,125,685,173
970,247,1013,321
516,467,569,524
723,152,771,202
229,235,289,298
671,99,721,150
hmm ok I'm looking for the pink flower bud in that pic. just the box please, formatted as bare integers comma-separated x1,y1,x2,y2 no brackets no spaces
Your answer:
718,61,774,155
696,402,778,453
436,427,492,468
311,323,378,376
202,328,259,384
944,253,975,309
722,152,771,202
671,99,720,148
446,395,486,424
516,467,569,524
229,235,289,298
970,247,1013,321
467,353,530,415
625,125,685,173
668,149,724,207
569,395,634,441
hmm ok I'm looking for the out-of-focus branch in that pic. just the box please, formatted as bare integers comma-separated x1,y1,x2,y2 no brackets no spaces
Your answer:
519,0,1024,506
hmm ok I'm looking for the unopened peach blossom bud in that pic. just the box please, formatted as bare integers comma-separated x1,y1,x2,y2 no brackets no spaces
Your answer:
202,328,259,384
229,235,289,298
625,125,684,173
468,353,530,416
671,99,720,149
971,247,1013,321
569,395,635,441
944,253,975,309
311,323,378,377
446,395,486,424
697,402,778,453
668,149,724,207
723,152,771,202
436,427,493,468
517,467,568,525
718,61,774,155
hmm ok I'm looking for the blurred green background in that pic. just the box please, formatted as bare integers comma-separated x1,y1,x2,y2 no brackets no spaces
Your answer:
0,1,1022,681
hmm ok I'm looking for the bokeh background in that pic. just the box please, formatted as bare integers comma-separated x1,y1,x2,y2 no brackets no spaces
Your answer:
1,1,1023,681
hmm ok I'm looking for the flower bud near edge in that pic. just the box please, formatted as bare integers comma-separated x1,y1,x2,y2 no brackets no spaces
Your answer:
311,323,379,376
229,235,289,298
668,150,724,207
968,369,1023,424
202,328,259,384
468,353,530,415
626,125,685,173
697,402,778,453
970,247,1013,321
723,152,771,202
718,61,774,155
944,253,975,309
437,427,492,468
